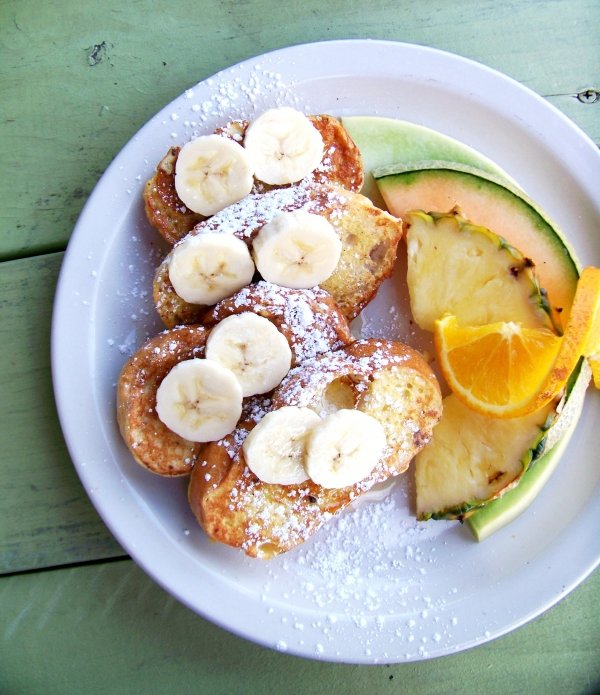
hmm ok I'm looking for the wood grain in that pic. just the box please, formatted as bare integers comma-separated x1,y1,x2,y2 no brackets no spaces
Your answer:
1,0,598,259
0,254,123,574
1,559,599,694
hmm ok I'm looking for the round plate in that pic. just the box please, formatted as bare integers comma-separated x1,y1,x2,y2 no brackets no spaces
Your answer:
51,40,600,664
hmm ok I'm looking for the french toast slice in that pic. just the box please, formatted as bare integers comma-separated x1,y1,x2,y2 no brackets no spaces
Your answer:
117,325,208,476
153,182,403,327
117,287,353,476
143,114,364,245
202,282,353,365
188,339,443,558
142,146,205,247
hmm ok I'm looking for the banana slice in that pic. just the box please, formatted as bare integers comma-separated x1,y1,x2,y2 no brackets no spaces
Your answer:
243,107,324,185
242,406,321,484
252,211,342,289
174,134,254,216
305,409,386,489
155,358,243,442
168,232,255,305
205,312,292,396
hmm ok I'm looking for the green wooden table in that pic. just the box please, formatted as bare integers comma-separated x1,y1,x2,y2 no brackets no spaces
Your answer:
1,1,599,693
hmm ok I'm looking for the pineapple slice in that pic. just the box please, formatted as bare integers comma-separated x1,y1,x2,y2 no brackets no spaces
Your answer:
407,208,577,525
416,357,590,523
406,210,553,332
465,357,590,536
415,395,553,520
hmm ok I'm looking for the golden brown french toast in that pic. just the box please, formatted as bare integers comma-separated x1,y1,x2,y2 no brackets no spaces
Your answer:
117,325,208,476
188,339,443,558
143,114,364,245
153,182,403,327
117,286,353,476
203,282,353,366
121,106,436,559
142,147,205,246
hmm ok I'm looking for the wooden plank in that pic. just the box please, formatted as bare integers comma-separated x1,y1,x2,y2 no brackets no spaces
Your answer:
1,0,598,259
0,254,123,574
1,559,599,694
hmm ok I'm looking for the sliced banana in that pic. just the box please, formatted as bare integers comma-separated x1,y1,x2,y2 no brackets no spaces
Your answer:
252,210,342,289
168,232,255,305
305,409,386,489
243,107,324,185
155,358,243,442
205,312,292,396
174,134,254,216
242,406,321,485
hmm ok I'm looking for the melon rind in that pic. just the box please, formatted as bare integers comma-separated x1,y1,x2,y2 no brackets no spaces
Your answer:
375,161,580,332
467,359,591,540
341,115,512,206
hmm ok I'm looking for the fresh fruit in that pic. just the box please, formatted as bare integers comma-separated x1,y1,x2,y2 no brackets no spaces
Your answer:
168,232,255,305
405,210,553,332
242,406,320,484
435,266,599,418
205,313,292,397
435,315,561,418
585,268,600,388
342,116,594,540
415,394,554,519
174,134,254,215
416,355,591,527
252,211,342,289
304,409,386,488
590,355,600,389
155,358,243,442
466,358,591,539
374,162,579,332
504,265,600,416
243,107,324,185
587,290,600,354
341,115,508,205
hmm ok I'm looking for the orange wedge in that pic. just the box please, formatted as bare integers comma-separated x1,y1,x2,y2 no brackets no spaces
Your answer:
590,355,600,389
435,266,600,417
587,273,600,388
435,317,561,417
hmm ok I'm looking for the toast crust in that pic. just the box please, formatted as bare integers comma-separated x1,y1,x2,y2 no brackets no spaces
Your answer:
117,325,208,476
117,286,353,477
153,183,402,327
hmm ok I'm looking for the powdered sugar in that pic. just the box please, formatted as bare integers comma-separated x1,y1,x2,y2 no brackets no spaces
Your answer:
217,281,350,365
251,482,462,660
274,341,411,410
184,179,350,242
165,63,312,144
113,57,452,661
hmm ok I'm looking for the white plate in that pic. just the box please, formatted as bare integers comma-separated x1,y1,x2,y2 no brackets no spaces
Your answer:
52,40,600,664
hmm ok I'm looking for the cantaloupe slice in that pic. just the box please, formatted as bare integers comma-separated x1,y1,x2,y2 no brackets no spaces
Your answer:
342,115,509,207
